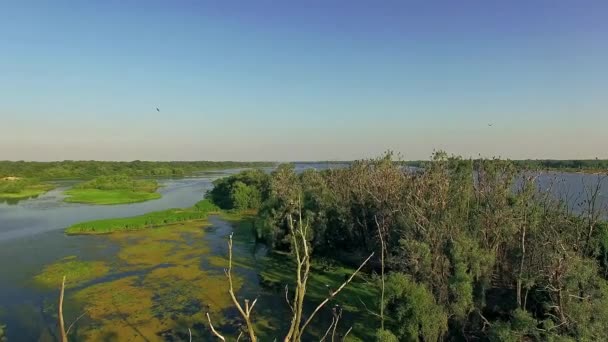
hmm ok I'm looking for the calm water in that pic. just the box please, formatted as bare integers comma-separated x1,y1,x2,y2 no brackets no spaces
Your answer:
0,166,605,341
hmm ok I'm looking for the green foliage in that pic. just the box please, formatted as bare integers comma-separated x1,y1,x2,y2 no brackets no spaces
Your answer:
208,169,270,210
0,160,274,179
375,329,398,342
65,199,219,234
258,251,379,341
64,189,162,205
245,152,608,340
0,323,5,342
194,198,220,212
230,181,262,210
383,273,448,341
0,177,54,199
65,175,161,204
34,256,110,289
488,309,543,341
73,174,158,192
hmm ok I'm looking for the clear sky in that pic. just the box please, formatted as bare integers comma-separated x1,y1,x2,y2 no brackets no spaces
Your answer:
1,1,606,161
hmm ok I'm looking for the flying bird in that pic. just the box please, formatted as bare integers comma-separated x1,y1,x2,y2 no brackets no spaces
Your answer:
156,107,160,112
488,123,493,127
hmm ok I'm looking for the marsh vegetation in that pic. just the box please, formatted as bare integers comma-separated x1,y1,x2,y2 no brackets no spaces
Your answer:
64,175,161,205
0,177,54,200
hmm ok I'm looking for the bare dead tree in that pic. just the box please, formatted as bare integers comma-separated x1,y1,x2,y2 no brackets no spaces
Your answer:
207,232,258,342
284,206,374,342
207,198,373,341
58,276,68,342
374,215,386,330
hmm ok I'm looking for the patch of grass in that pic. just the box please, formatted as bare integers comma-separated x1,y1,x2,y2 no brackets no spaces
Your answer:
64,188,161,205
219,210,260,241
65,199,219,234
259,252,379,341
64,175,161,205
33,256,110,289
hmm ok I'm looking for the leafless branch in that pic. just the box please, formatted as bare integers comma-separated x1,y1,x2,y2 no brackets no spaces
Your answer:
298,252,374,338
209,232,258,341
320,316,336,342
66,310,88,335
342,326,353,341
374,215,386,329
206,312,226,341
357,297,381,318
59,275,68,342
285,285,294,313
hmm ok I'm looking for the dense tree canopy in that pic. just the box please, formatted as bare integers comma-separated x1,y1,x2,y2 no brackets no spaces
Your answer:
209,153,608,341
207,169,270,210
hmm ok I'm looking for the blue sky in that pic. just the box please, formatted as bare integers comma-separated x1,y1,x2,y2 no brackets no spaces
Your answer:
1,1,606,161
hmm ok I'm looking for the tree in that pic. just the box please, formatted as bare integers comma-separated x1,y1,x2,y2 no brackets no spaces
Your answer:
383,273,448,341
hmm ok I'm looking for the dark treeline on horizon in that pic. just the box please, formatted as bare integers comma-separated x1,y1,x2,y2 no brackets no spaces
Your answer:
404,158,608,172
0,160,274,179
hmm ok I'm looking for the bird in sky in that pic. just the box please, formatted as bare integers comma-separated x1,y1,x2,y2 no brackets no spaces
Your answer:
488,123,493,127
156,107,160,112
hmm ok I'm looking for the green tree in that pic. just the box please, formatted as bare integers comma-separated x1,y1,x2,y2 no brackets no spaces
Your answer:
230,181,261,210
384,273,448,341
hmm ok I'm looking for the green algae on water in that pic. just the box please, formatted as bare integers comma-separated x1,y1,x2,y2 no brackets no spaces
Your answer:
34,256,110,289
68,220,244,341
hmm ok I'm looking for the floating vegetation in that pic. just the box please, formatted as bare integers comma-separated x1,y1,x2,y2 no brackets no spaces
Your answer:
34,256,110,289
65,220,244,341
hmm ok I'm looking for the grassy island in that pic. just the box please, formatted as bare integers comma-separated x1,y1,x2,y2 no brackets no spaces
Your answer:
65,199,219,234
0,177,54,200
64,175,161,205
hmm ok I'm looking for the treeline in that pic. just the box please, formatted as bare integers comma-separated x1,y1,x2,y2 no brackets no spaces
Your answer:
512,159,608,172
0,177,41,194
404,159,608,172
209,152,608,341
0,160,274,179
